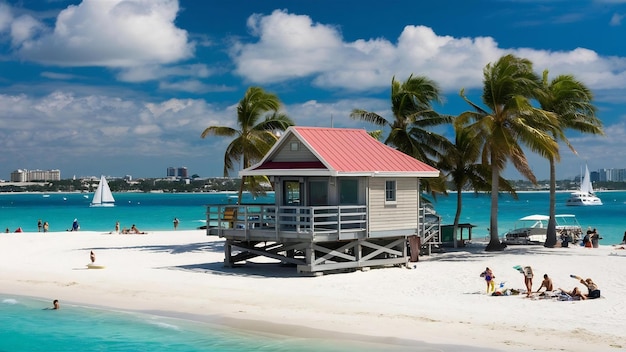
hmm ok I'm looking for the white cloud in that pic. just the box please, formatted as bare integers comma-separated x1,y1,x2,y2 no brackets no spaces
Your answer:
40,71,80,80
0,2,14,33
10,14,43,46
232,10,344,82
16,0,194,67
610,13,624,26
116,64,213,82
230,10,626,94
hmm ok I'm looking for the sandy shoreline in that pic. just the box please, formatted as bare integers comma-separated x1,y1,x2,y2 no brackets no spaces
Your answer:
1,230,625,351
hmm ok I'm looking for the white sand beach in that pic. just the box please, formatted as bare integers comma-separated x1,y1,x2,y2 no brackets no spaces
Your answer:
1,230,625,351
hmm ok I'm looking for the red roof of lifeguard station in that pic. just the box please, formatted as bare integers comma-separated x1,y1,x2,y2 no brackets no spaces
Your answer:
240,126,439,178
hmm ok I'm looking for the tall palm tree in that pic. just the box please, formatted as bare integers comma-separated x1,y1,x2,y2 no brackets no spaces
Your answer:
350,74,452,193
437,123,517,245
537,70,604,247
457,54,559,251
201,86,294,203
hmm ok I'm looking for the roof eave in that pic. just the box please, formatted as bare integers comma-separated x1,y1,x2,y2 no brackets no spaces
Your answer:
240,169,334,177
240,170,440,178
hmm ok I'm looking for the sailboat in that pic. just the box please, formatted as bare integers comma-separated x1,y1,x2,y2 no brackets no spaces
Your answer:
565,165,602,206
90,175,115,207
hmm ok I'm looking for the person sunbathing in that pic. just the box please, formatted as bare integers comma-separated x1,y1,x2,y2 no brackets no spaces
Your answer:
130,224,146,234
559,287,587,300
580,278,601,299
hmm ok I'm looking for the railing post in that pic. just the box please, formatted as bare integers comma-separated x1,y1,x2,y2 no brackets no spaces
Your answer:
337,206,341,237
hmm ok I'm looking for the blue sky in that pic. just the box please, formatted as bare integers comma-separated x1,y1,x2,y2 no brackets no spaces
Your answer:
1,0,625,180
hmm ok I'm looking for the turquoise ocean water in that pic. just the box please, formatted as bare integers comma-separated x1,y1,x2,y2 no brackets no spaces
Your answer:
1,296,417,352
426,190,626,245
2,190,624,351
0,192,272,233
2,190,624,242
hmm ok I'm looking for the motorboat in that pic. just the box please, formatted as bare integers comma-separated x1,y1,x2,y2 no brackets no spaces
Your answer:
504,214,582,245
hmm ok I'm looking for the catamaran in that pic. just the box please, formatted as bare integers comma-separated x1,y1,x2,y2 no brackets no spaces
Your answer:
565,164,602,206
90,175,115,207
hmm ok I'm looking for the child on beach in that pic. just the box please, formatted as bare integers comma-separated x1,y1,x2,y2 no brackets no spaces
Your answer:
480,267,495,293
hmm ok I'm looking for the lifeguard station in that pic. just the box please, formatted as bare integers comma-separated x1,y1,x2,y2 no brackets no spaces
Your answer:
206,126,440,274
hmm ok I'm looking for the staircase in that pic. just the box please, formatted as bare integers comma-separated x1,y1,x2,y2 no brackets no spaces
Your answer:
417,205,442,255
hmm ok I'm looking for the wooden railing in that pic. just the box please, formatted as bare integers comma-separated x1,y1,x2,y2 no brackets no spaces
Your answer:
206,204,367,239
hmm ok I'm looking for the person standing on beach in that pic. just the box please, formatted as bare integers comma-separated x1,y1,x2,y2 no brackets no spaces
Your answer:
90,251,96,263
173,217,179,230
522,266,534,297
591,229,601,248
37,219,42,232
43,221,49,232
481,267,495,293
71,219,79,231
115,221,120,234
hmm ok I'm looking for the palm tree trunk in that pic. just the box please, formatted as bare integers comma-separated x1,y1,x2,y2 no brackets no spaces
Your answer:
237,176,245,205
544,157,557,247
453,187,463,248
237,154,248,205
486,159,504,251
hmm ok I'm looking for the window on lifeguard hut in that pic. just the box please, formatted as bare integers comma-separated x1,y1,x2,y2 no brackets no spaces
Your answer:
385,180,397,203
308,180,328,206
339,179,358,204
283,180,301,205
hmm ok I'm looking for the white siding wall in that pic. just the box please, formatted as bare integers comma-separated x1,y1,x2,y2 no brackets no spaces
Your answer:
368,178,418,232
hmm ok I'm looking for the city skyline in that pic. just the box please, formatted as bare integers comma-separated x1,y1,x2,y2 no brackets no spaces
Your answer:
1,1,626,180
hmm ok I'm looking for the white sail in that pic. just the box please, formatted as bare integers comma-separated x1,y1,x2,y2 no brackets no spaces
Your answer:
565,164,602,206
580,164,594,194
91,175,115,207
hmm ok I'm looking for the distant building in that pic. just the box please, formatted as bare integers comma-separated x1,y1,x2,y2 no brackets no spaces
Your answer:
597,168,626,182
10,169,27,182
167,166,188,179
10,169,61,182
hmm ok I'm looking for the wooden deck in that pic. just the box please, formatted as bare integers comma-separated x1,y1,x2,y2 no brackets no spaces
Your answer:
206,204,368,242
206,204,408,273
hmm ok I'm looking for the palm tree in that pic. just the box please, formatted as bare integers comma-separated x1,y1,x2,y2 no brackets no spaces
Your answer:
537,70,604,247
457,54,559,251
350,74,452,193
201,86,294,203
437,123,517,245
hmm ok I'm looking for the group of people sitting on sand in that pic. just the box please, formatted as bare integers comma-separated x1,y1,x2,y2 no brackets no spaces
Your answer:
119,224,146,235
110,221,146,234
482,266,601,300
